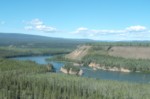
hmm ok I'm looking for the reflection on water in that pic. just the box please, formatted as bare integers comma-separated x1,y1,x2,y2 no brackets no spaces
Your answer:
82,67,150,83
11,55,150,83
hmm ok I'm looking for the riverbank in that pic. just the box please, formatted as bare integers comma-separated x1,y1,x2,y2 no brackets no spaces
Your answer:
1,58,149,98
9,55,150,83
0,46,72,58
5,52,68,58
67,45,150,73
89,62,131,72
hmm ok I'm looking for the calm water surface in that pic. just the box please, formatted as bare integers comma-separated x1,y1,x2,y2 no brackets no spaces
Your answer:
11,55,150,83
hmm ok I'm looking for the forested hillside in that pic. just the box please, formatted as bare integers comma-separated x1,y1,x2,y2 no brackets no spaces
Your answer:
0,33,92,48
0,33,92,58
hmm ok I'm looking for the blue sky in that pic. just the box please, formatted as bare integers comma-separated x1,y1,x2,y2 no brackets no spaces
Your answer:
0,0,150,40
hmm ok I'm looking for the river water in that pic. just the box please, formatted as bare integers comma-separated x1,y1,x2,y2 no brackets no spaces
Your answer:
11,55,150,83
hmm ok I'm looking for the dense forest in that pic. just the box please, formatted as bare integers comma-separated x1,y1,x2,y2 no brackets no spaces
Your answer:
0,59,150,99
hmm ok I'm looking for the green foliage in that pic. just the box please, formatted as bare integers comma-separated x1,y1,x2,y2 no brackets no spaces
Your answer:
0,59,53,73
0,47,71,58
46,55,81,63
63,63,80,72
0,72,150,99
46,63,56,72
83,54,150,72
82,42,150,72
0,59,150,99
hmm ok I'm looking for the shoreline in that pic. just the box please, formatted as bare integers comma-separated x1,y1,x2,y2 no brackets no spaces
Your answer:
5,52,68,58
89,62,131,73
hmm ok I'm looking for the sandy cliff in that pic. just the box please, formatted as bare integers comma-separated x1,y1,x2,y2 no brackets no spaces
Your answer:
89,62,131,72
65,45,91,60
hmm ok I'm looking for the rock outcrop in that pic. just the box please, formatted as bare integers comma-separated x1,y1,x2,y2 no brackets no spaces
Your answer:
89,62,131,73
60,67,83,76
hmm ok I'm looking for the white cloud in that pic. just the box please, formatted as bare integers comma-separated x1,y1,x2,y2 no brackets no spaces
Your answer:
125,25,147,32
73,27,90,34
72,25,150,40
35,24,57,32
29,19,43,25
76,27,88,31
24,19,58,33
73,25,148,36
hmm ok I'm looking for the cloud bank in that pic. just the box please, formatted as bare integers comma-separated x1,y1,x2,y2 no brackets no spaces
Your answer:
24,19,58,33
23,19,150,41
72,25,150,40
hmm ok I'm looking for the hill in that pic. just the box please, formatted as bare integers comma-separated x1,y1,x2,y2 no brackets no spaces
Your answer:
0,33,93,48
0,33,93,57
64,42,150,73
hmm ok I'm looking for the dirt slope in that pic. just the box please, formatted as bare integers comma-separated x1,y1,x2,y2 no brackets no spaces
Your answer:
108,46,150,59
65,45,91,60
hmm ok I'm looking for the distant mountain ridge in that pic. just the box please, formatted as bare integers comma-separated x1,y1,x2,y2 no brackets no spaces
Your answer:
0,33,93,48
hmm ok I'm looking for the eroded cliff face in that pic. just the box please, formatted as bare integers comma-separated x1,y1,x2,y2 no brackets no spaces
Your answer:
60,67,68,74
60,67,83,76
89,62,131,72
65,45,91,60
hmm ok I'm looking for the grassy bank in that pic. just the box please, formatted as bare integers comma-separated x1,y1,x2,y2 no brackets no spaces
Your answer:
83,54,150,72
82,43,150,72
46,55,81,63
0,47,71,58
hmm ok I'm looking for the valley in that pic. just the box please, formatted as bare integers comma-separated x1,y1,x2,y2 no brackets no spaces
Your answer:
1,0,150,98
0,33,150,99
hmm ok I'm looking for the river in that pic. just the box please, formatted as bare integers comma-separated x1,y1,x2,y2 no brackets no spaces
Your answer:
11,55,150,83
